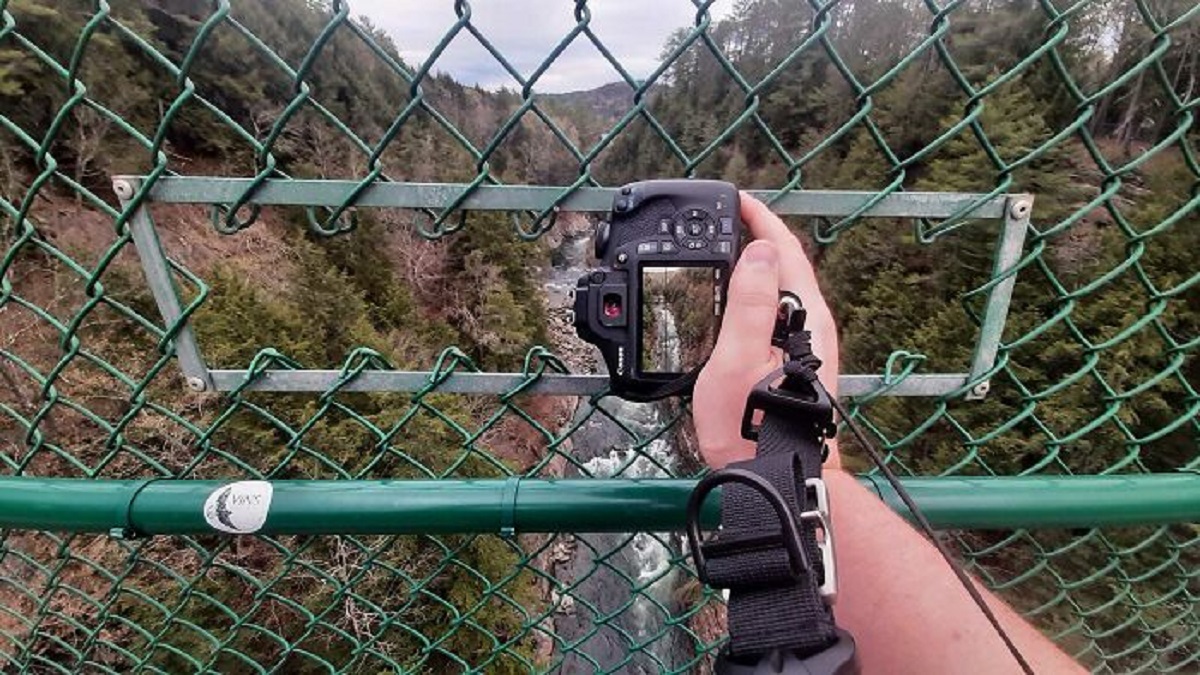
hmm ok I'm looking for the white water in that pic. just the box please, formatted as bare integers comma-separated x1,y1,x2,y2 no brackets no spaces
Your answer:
581,312,682,643
547,230,690,670
649,305,681,375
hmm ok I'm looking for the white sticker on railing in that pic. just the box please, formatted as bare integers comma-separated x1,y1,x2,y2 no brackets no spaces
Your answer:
203,481,273,534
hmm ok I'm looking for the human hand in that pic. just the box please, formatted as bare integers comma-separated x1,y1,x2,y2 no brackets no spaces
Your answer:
694,192,840,469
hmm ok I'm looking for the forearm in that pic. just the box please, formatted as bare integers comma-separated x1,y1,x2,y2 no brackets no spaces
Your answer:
824,468,1084,674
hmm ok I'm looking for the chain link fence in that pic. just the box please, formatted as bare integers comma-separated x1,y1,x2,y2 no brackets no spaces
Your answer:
0,0,1196,673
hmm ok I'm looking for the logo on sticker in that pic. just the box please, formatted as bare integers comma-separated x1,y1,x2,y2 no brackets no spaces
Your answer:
203,481,273,534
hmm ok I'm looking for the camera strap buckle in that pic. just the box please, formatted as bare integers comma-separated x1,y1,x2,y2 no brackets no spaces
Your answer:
802,477,837,602
740,367,836,443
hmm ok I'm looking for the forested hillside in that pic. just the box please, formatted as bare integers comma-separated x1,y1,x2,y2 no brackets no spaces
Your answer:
1,0,576,670
0,0,1196,672
601,0,1197,477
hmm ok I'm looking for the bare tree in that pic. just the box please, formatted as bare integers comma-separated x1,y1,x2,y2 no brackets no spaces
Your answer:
70,105,116,203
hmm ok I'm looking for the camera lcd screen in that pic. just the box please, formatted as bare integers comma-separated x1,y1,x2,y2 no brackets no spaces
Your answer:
640,265,723,375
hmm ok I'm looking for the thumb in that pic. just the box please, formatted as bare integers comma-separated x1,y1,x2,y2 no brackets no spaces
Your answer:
711,240,780,368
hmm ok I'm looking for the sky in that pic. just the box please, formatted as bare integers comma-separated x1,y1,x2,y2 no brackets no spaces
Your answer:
350,0,734,93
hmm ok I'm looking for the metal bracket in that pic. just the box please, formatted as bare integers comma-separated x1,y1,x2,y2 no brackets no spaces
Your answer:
113,176,1031,399
115,178,214,392
965,194,1034,400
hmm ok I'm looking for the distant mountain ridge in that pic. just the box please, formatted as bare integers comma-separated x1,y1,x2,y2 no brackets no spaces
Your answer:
543,81,632,128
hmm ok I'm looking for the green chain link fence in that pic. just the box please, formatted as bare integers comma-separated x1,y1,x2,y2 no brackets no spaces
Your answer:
0,0,1196,673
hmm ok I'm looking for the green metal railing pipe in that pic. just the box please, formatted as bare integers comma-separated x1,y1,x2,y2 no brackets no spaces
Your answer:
0,474,1196,536
860,472,1200,529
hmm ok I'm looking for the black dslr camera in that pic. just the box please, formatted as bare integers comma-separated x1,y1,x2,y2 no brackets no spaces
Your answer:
573,180,743,400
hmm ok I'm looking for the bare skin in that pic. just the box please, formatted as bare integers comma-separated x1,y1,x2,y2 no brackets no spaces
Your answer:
693,193,1084,674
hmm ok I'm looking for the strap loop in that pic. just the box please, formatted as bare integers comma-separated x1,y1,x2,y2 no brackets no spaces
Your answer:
686,466,810,588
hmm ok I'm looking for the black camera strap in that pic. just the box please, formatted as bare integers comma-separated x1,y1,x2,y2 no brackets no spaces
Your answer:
687,294,857,673
713,416,838,656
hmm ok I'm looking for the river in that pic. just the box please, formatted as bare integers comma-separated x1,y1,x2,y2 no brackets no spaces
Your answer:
544,230,693,673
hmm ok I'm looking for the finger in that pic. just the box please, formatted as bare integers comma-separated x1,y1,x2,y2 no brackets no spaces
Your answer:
710,240,780,368
739,191,817,294
739,191,840,396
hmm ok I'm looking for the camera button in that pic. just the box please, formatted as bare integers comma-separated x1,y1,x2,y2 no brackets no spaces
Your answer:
715,241,731,254
706,221,717,239
720,216,734,234
688,221,704,237
659,218,672,234
660,241,677,253
637,241,659,255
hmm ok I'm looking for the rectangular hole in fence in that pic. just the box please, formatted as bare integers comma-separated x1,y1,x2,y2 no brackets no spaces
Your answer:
115,177,1031,401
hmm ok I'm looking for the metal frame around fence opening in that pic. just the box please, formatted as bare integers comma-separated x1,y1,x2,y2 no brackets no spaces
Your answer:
115,175,1032,399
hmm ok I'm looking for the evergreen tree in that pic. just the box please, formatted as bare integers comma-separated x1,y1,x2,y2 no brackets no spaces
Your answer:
445,213,549,370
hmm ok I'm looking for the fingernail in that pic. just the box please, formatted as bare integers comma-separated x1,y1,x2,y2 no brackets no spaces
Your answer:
742,242,776,267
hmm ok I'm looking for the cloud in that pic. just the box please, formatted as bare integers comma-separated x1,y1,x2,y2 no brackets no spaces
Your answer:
348,0,734,93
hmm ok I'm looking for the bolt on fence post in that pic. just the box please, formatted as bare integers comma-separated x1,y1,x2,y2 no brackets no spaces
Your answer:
1009,199,1032,220
112,178,135,201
